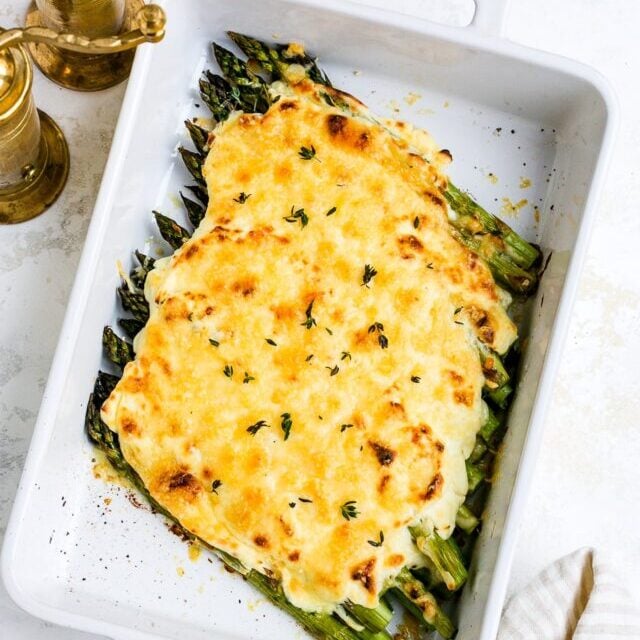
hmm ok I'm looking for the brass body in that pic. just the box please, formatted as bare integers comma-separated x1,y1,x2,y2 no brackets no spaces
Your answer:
0,4,165,223
0,45,68,223
26,0,145,91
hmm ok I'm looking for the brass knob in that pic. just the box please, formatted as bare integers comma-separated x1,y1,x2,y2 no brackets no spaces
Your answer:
23,1,166,91
0,4,166,223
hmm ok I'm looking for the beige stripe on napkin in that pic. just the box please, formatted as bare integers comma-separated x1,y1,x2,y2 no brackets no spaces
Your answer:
498,549,640,639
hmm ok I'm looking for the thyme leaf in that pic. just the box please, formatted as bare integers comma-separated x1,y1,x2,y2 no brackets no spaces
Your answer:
284,206,309,228
223,364,234,378
209,338,219,347
211,479,222,494
341,500,359,521
247,420,269,435
298,145,320,161
301,300,317,329
362,264,378,287
367,531,385,547
233,192,251,204
281,412,292,441
326,364,339,376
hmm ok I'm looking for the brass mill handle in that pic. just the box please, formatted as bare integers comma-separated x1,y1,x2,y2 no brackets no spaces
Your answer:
0,4,166,54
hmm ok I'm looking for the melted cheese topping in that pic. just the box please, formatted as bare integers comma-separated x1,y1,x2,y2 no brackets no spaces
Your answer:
102,92,516,612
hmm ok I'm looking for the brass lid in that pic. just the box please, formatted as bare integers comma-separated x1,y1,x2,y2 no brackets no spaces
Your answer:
0,45,31,124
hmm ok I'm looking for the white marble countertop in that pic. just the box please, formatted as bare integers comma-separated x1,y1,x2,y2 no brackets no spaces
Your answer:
1,1,639,638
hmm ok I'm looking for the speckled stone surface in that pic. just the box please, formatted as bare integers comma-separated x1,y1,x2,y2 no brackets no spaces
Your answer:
1,1,638,638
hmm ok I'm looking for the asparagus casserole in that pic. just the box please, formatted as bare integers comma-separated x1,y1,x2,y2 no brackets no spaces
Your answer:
87,34,541,639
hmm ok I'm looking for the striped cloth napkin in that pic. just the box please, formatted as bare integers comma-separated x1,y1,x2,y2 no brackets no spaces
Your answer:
498,548,640,639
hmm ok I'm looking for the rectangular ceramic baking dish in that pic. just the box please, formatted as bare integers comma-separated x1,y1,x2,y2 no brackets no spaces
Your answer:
1,0,617,638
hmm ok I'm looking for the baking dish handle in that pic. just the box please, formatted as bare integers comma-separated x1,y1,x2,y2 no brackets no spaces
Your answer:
470,0,511,38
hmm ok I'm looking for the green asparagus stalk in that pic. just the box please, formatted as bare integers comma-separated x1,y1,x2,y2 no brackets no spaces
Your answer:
178,146,205,185
118,317,145,340
391,568,456,638
479,346,510,391
93,371,120,406
186,183,209,207
449,226,536,294
102,326,134,369
466,460,486,493
468,437,488,463
117,283,149,323
487,382,513,409
199,71,241,122
344,600,393,633
153,211,191,250
184,119,210,156
212,43,270,114
445,182,540,270
227,31,332,87
180,191,206,228
130,251,156,290
478,406,502,443
408,526,468,592
455,505,479,534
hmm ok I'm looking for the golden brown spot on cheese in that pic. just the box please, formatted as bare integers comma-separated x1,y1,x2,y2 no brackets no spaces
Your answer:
254,535,269,548
385,554,405,568
288,550,300,562
279,516,294,537
378,474,391,493
184,244,199,260
368,441,397,466
454,389,474,406
279,100,298,111
327,114,347,136
356,132,370,150
202,467,213,480
167,471,201,499
425,191,445,209
421,473,443,501
275,163,292,182
121,418,138,435
231,278,257,297
351,558,376,594
478,325,495,345
447,370,464,385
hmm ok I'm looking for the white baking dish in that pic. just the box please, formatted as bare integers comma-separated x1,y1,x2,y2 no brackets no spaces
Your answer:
1,1,617,639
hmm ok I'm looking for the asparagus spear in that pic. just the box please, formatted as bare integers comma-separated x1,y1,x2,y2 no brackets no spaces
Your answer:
184,119,210,156
408,525,468,592
102,326,134,369
178,146,206,185
227,31,332,86
487,382,513,409
186,183,209,207
199,71,241,122
479,347,510,391
130,251,156,290
466,460,486,493
153,211,191,250
344,600,393,633
391,568,456,638
180,191,206,228
117,283,149,323
445,182,540,270
93,371,120,406
468,437,488,463
478,406,502,444
118,317,145,340
455,505,479,534
212,43,270,114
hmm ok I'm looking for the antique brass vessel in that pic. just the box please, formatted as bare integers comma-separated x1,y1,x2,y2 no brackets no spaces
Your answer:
0,4,165,223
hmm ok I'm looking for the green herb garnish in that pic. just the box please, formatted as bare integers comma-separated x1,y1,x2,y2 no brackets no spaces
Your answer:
367,531,384,547
284,206,309,228
326,365,339,376
341,351,352,361
266,338,277,346
209,338,219,347
298,145,319,161
411,376,421,383
247,420,269,435
301,300,317,329
211,479,222,494
281,413,292,441
340,423,354,432
341,500,359,521
223,364,234,378
234,192,251,204
362,264,378,287
243,372,255,384
326,206,337,217
413,216,420,229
